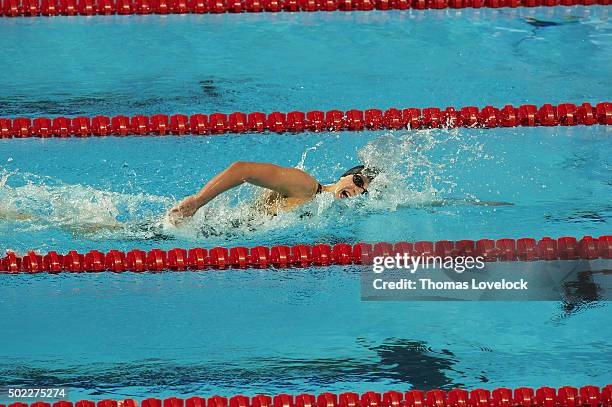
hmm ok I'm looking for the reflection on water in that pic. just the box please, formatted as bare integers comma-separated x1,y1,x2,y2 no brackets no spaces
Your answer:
0,337,473,398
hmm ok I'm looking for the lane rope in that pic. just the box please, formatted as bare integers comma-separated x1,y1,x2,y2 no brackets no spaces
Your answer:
2,385,612,407
2,0,609,17
1,235,610,273
1,102,611,139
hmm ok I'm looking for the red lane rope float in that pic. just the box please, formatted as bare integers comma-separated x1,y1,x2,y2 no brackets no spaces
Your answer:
1,102,610,139
1,0,609,18
2,385,612,407
1,235,610,273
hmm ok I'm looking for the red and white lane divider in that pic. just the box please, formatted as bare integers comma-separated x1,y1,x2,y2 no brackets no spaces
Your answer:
1,235,610,273
2,385,612,407
1,102,610,139
1,0,609,18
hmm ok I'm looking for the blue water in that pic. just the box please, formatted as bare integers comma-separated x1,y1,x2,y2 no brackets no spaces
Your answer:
0,127,611,253
1,271,610,401
1,7,612,403
0,8,611,116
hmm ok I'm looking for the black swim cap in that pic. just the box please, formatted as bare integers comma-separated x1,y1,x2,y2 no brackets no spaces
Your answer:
340,165,379,181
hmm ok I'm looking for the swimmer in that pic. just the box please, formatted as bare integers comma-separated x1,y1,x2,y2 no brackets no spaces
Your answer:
168,161,378,224
0,162,511,236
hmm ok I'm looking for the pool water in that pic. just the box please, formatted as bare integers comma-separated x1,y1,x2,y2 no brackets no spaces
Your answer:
0,8,611,116
0,126,611,253
0,6,611,403
1,271,610,400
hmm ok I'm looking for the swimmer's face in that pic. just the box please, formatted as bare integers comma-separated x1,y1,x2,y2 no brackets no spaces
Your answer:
334,174,371,199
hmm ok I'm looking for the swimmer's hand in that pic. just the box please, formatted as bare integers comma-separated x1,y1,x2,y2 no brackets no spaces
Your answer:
167,195,201,226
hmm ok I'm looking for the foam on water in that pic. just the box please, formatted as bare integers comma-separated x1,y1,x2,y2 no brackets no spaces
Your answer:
0,170,172,243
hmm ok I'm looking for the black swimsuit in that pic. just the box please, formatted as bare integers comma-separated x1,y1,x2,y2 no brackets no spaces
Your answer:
316,183,322,194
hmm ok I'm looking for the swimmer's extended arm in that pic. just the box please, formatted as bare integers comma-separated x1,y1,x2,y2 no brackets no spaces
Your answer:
169,161,318,220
